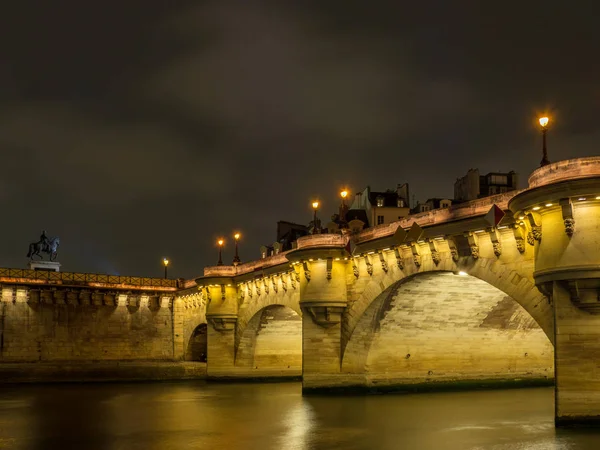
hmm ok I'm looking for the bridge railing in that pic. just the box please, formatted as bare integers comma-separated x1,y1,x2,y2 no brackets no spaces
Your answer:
296,234,349,249
528,156,600,188
203,252,291,278
0,268,178,289
354,191,520,243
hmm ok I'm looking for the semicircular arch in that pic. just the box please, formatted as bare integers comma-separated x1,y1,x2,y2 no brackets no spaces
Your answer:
344,252,552,354
342,270,554,383
236,289,301,351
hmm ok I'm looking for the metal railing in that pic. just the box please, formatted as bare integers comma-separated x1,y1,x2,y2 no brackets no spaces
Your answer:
0,268,178,288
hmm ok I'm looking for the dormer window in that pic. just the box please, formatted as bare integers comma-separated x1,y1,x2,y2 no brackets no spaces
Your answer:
397,199,405,207
376,196,384,207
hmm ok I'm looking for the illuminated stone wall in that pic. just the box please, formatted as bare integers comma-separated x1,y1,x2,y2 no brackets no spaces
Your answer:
0,287,177,361
177,291,207,361
236,305,302,375
342,272,554,387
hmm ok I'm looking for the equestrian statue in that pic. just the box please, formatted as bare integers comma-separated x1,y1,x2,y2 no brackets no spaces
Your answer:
27,230,60,261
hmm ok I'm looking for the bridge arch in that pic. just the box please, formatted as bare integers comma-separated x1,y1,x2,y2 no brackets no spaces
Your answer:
341,268,554,387
185,323,207,362
235,304,302,376
344,246,553,352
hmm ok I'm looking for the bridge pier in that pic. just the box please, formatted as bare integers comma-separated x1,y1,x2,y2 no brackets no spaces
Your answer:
286,237,350,392
551,281,600,426
510,157,600,426
201,277,238,378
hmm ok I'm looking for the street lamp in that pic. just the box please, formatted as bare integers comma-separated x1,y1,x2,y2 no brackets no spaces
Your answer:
312,200,320,234
163,258,169,279
539,116,550,167
217,238,224,266
340,189,348,206
233,232,241,265
339,189,349,229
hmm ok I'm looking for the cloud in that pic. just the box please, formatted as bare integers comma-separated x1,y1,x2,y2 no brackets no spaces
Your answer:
0,103,229,206
145,1,481,146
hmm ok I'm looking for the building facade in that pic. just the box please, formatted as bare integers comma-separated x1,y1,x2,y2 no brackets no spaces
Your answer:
454,169,518,202
348,183,410,227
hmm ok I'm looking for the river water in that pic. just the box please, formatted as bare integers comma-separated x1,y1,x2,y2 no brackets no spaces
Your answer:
0,382,599,449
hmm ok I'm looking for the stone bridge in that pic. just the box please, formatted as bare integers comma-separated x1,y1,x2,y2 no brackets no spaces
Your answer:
196,157,600,426
0,157,599,426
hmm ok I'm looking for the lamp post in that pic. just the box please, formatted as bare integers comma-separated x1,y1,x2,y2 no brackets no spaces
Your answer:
217,238,224,266
339,189,349,229
539,116,550,167
163,258,169,279
312,200,320,234
233,232,241,265
340,189,348,207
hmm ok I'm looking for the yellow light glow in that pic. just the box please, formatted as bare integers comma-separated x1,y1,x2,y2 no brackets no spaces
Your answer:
163,258,169,266
458,271,468,276
532,206,541,211
578,197,586,201
234,232,240,240
596,196,600,200
539,116,549,127
217,239,224,246
545,203,553,207
312,201,319,209
340,189,348,199
518,215,525,220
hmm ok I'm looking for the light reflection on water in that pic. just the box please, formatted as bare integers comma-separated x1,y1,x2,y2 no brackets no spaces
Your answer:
0,382,598,449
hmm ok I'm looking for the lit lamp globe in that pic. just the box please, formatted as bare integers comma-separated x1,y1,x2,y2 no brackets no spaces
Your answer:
311,200,320,234
233,232,241,265
217,238,224,266
539,116,550,167
162,258,169,278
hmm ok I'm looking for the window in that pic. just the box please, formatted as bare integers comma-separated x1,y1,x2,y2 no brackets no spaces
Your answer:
489,174,507,185
376,196,384,207
377,215,384,225
397,199,405,207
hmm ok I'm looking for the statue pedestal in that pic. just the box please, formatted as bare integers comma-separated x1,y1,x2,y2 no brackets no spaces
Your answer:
28,261,61,272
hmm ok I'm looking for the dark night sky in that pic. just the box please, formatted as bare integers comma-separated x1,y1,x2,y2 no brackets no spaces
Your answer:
1,1,599,279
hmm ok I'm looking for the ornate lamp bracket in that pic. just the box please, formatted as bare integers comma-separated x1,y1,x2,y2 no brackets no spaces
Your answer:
427,240,441,265
352,258,360,278
255,279,261,296
410,243,421,267
394,247,404,269
526,213,542,245
378,252,389,272
446,237,459,262
364,254,373,276
302,261,311,281
488,228,502,257
560,198,575,237
464,232,479,259
537,281,553,306
512,224,526,253
281,274,288,291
